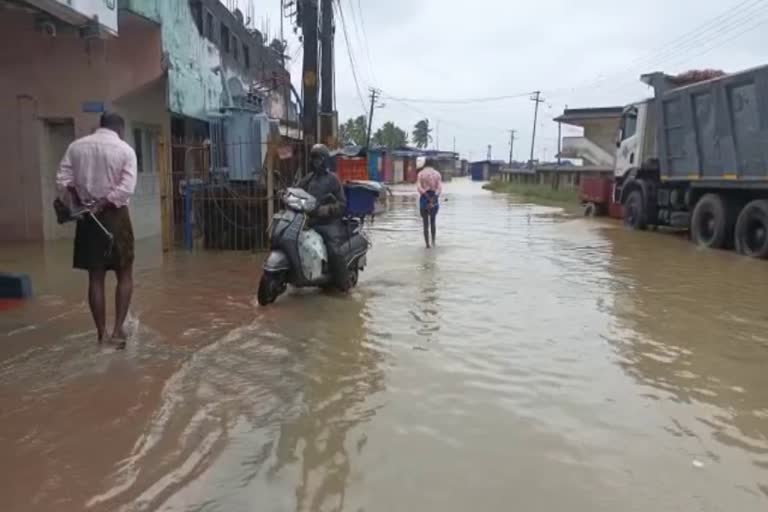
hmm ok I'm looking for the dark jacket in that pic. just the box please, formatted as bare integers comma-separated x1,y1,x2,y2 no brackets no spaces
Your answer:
298,169,347,222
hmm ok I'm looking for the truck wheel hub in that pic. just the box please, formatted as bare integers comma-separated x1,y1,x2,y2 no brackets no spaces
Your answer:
745,219,767,251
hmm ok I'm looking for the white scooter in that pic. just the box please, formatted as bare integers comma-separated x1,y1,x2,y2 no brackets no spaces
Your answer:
257,188,370,306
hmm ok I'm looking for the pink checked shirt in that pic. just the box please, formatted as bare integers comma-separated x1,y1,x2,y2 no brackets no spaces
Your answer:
56,128,138,208
417,166,442,196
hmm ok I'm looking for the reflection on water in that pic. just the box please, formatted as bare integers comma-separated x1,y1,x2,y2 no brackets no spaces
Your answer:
413,257,440,347
606,228,768,477
1,179,767,511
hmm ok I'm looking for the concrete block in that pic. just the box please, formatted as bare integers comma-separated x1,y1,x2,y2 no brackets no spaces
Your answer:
0,272,33,299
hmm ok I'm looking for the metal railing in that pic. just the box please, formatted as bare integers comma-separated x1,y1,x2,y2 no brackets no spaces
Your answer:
167,136,303,252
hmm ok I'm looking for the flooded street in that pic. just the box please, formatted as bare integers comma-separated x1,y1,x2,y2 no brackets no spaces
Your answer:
2,178,768,511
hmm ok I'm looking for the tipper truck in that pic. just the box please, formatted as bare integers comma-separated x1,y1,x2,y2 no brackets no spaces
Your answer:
614,65,768,258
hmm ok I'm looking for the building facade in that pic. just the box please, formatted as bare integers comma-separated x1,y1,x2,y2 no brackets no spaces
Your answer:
0,0,295,245
0,0,165,241
554,107,624,168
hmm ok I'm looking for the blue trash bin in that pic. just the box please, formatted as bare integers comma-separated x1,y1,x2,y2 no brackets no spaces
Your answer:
344,181,385,217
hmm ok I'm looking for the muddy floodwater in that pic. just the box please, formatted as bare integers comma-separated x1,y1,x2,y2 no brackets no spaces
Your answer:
2,179,768,511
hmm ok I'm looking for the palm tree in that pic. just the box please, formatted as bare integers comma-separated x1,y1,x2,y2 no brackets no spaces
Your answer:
372,122,408,148
412,119,433,149
339,115,368,146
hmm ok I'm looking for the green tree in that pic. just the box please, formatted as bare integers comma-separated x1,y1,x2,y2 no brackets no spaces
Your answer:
412,119,433,149
372,121,408,148
339,115,368,146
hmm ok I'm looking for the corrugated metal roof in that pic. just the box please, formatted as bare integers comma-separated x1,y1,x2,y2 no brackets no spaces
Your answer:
469,160,506,165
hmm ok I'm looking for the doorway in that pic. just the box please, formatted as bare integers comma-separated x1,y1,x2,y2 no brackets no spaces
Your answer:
41,119,75,240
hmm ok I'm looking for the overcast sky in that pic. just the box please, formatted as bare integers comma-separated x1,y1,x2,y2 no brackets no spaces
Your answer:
246,0,767,162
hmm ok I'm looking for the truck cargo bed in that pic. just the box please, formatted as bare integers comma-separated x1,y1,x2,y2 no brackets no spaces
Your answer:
649,65,768,184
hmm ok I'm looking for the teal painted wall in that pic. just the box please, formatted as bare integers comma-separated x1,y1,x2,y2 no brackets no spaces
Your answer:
120,0,246,121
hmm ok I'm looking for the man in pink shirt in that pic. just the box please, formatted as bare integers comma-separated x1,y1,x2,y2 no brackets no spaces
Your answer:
57,112,137,348
416,157,443,248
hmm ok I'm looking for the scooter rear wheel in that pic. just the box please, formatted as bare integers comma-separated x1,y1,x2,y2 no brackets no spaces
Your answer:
258,273,285,306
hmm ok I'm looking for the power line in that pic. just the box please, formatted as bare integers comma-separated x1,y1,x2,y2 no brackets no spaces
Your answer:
285,41,303,71
665,16,768,68
545,0,767,97
384,96,522,158
575,12,768,101
650,1,764,58
561,0,765,94
357,0,376,76
345,0,377,87
382,90,535,105
334,0,368,115
384,95,509,135
617,0,765,72
604,8,767,92
332,0,765,121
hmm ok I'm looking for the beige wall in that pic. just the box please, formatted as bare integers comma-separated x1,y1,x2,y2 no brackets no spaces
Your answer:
0,10,164,241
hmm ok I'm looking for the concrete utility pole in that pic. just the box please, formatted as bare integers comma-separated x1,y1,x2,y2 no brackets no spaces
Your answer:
300,0,319,152
487,144,492,160
529,91,544,167
453,136,456,153
319,0,336,147
436,121,440,150
508,129,516,166
365,87,380,149
557,103,566,167
280,0,289,120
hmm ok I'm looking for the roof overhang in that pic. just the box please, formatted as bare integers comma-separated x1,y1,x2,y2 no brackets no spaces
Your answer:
554,107,624,127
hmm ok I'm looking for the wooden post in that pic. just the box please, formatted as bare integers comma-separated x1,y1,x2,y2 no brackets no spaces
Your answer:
267,135,276,221
158,135,173,253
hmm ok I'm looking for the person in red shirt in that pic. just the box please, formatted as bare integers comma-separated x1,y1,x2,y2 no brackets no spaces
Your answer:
416,157,443,248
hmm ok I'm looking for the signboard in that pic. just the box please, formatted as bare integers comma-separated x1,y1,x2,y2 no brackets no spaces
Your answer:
28,0,118,35
81,101,105,113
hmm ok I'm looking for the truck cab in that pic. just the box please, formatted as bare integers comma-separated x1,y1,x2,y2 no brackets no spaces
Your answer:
614,100,656,181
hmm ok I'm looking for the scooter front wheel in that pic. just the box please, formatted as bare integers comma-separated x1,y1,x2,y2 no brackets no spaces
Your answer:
348,268,359,288
258,272,286,306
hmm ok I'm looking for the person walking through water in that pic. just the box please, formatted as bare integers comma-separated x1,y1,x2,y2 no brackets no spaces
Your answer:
416,157,443,248
56,112,137,349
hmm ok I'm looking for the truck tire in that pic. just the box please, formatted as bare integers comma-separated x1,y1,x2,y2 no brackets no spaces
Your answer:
690,193,735,250
623,190,647,230
734,199,768,259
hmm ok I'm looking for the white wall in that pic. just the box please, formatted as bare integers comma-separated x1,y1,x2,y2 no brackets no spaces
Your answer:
28,0,119,34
